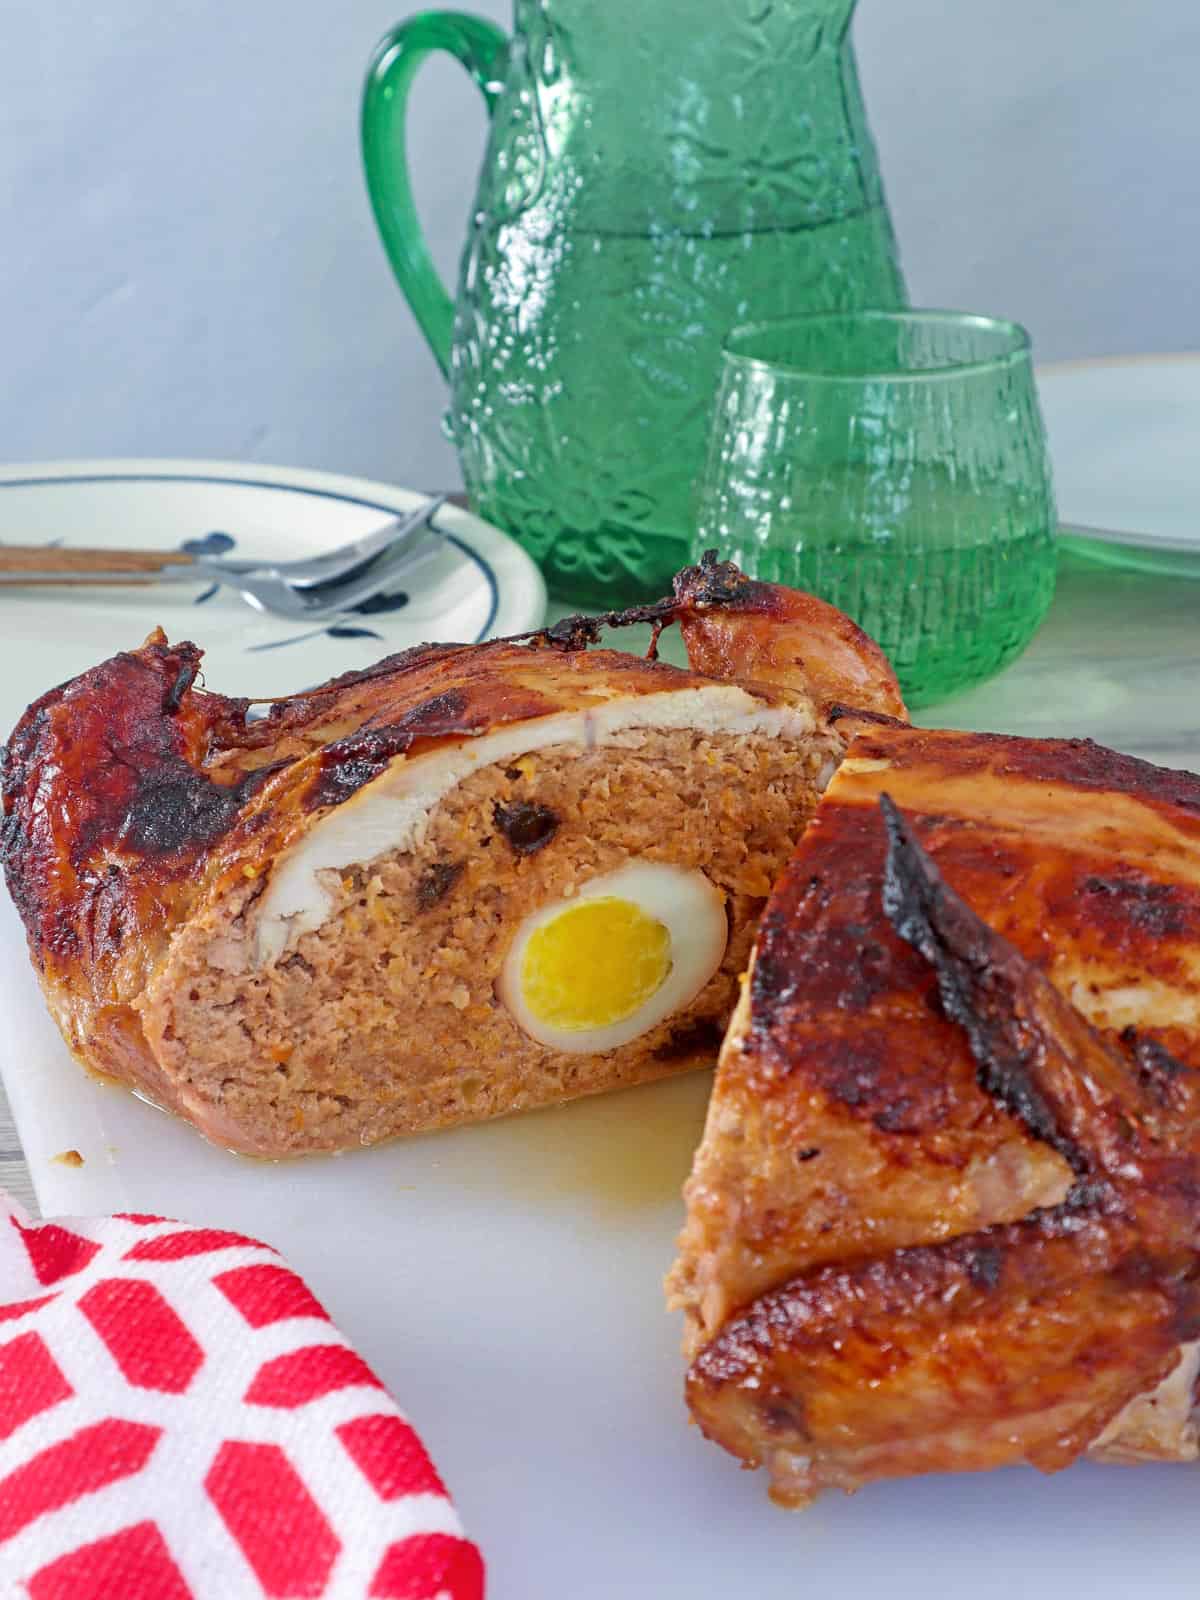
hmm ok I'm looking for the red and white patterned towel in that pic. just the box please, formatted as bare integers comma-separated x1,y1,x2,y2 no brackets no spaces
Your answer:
0,1193,484,1599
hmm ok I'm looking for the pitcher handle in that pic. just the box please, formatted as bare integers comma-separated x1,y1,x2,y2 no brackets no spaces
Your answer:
362,12,508,377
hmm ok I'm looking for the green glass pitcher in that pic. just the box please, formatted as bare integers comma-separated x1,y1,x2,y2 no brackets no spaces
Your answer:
363,0,906,605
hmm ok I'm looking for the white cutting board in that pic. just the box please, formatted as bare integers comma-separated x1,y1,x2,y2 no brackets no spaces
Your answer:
4,408,1200,1598
7,901,1200,1600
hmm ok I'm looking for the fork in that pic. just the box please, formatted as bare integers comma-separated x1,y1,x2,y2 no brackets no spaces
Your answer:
0,495,447,616
207,526,448,622
227,494,447,590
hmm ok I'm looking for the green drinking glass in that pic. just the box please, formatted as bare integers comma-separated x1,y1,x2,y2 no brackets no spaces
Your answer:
694,310,1058,707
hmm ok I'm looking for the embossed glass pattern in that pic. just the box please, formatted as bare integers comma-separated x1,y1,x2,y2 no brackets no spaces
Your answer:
695,311,1058,706
363,0,905,605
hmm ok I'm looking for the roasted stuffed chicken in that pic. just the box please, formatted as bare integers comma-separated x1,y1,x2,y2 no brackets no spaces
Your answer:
0,557,900,1156
671,716,1200,1502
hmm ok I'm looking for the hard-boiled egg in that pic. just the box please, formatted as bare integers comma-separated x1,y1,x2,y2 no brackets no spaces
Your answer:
497,862,728,1053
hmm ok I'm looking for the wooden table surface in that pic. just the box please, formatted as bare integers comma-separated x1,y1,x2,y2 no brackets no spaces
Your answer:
2,547,1197,1218
1,1082,35,1214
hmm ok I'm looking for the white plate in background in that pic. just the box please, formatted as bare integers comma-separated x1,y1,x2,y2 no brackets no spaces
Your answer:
1040,354,1200,575
0,459,546,698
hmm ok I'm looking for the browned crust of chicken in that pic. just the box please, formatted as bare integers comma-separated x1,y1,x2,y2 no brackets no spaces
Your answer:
672,720,1200,1500
671,554,907,721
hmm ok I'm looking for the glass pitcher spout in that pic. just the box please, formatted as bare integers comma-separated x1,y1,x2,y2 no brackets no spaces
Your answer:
364,0,906,604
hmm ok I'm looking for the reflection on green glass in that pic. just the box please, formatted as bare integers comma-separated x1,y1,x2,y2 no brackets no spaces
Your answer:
363,0,905,606
695,311,1058,707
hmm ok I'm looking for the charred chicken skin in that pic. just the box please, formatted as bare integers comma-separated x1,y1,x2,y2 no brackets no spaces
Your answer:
671,718,1200,1502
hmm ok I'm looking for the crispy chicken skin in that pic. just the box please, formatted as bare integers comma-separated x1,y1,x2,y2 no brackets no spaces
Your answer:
671,555,906,721
0,561,903,1139
672,720,1200,1502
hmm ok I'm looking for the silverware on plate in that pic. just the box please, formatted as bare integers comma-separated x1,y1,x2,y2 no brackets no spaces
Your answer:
0,494,448,621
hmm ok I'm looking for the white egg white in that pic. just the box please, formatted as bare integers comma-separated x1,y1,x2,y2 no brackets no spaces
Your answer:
252,688,812,967
496,862,729,1054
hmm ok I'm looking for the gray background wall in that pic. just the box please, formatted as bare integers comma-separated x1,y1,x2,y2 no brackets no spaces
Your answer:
3,1,1197,488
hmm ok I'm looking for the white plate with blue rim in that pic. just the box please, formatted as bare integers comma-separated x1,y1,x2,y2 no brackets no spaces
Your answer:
0,458,546,701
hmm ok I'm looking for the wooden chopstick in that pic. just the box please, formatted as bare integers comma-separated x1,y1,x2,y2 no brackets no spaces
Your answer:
0,546,197,576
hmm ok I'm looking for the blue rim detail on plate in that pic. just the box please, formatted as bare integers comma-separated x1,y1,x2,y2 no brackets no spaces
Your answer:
0,471,502,643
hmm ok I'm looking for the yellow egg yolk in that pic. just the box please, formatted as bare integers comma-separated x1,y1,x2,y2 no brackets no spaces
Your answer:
519,897,672,1031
